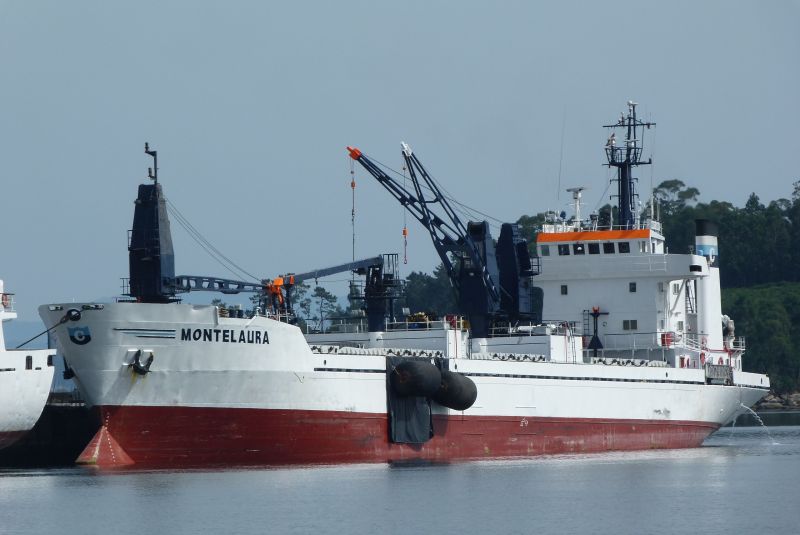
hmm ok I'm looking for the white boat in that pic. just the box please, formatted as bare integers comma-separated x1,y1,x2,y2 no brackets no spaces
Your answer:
38,108,770,468
0,280,56,450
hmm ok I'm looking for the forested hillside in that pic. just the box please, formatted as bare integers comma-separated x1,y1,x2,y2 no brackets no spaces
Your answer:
650,180,799,288
722,283,800,392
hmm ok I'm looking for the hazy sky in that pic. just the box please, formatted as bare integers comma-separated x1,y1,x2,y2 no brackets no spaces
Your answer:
1,0,798,322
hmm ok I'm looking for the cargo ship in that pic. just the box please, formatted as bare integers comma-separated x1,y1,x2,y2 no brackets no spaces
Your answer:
1,280,56,450
39,107,769,468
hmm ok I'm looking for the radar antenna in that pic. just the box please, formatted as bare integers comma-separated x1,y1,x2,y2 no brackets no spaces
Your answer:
566,186,586,228
603,101,655,229
145,142,158,185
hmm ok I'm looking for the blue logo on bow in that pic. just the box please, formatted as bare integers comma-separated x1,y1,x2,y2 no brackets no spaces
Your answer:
68,326,92,345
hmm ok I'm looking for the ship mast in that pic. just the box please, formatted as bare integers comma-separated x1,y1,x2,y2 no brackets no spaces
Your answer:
603,101,655,229
128,143,176,303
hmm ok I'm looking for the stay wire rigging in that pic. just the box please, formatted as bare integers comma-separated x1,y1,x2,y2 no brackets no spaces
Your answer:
166,199,261,283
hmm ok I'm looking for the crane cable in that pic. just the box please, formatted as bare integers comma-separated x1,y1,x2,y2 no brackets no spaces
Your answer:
402,161,409,264
165,199,260,283
350,158,356,275
367,155,505,232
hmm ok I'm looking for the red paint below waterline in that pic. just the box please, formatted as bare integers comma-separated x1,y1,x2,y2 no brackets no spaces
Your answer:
79,406,720,468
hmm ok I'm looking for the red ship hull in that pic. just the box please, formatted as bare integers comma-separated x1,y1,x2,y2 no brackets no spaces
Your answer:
79,406,720,468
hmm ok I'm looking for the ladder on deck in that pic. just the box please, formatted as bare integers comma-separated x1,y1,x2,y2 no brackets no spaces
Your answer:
685,280,697,314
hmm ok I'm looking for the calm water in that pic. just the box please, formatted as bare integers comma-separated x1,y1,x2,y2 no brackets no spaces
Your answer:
1,426,798,535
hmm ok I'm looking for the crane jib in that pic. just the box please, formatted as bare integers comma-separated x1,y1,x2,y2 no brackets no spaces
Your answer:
346,143,542,337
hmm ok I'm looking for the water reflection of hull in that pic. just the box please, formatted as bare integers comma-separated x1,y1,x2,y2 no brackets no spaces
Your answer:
0,431,26,450
0,399,100,467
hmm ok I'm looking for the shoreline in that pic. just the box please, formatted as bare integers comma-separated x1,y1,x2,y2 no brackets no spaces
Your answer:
754,391,800,412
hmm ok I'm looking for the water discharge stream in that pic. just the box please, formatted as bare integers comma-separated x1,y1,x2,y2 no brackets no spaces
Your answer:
739,402,779,445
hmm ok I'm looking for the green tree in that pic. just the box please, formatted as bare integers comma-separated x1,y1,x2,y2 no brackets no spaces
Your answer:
789,180,800,280
516,213,546,256
311,286,339,331
650,180,702,254
404,263,457,317
290,281,312,319
597,203,615,230
652,179,700,217
723,283,800,393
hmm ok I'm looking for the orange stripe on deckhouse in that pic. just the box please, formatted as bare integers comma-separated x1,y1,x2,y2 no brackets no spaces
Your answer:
536,229,651,243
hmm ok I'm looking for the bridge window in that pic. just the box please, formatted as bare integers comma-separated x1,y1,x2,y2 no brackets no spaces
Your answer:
639,241,648,253
629,282,637,293
618,242,630,253
558,244,570,256
573,243,585,255
26,356,32,370
678,320,684,331
540,245,550,256
603,242,615,254
623,320,638,331
588,243,600,254
561,285,568,295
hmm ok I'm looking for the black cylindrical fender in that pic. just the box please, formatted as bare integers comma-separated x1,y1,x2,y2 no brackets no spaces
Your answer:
390,360,441,397
433,370,478,411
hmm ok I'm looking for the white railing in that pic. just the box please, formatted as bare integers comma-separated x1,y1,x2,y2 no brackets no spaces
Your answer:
727,337,746,352
386,315,466,332
681,333,747,353
489,320,581,338
539,219,661,235
683,334,702,352
597,331,672,351
648,219,663,233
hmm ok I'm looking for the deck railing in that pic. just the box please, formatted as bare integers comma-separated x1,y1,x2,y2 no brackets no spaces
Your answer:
488,320,581,338
539,218,662,235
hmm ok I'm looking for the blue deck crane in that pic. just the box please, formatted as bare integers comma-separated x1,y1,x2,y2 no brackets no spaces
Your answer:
347,143,541,337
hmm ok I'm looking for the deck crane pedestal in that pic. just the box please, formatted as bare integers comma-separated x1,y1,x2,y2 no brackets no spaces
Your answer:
276,254,402,331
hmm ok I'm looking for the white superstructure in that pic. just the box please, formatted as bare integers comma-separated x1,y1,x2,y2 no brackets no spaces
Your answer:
534,209,743,373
